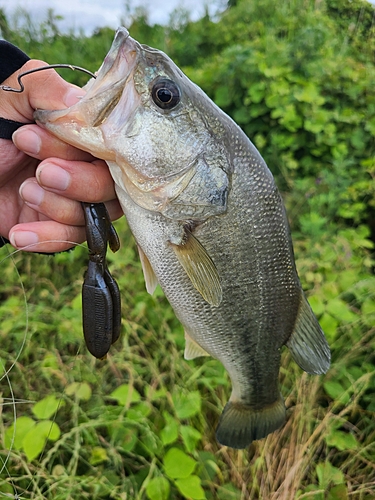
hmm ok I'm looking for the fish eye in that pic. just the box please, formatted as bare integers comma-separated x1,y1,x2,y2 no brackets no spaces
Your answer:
151,79,180,110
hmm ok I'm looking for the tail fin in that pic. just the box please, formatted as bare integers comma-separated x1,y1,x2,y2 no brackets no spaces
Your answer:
215,395,286,449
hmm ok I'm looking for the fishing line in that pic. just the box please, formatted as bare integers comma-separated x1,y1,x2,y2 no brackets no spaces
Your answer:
0,246,32,499
0,241,86,499
0,365,18,497
0,248,29,381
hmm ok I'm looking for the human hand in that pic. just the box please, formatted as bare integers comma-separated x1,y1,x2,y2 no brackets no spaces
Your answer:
0,59,123,253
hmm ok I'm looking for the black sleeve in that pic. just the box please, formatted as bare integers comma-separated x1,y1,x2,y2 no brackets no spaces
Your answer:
0,40,30,84
0,40,30,139
0,41,30,248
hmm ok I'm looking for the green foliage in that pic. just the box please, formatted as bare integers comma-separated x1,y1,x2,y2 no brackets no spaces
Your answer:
164,447,197,478
5,396,62,461
146,476,170,500
179,0,375,237
0,0,375,498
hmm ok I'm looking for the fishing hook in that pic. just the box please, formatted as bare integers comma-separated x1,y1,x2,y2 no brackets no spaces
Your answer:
0,64,96,93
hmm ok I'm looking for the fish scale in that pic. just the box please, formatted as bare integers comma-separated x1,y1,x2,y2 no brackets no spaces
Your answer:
34,27,330,449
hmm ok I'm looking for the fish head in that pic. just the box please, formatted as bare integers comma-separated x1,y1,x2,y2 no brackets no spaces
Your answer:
35,27,230,219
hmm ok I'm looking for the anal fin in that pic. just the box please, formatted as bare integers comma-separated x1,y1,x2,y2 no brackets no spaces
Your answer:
184,332,211,360
286,293,330,375
170,230,222,307
137,245,158,295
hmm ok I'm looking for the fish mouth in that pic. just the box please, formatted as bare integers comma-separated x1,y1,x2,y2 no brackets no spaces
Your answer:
34,27,140,156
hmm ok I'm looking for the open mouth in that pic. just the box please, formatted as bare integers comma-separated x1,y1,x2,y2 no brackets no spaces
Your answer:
34,28,138,127
33,27,140,157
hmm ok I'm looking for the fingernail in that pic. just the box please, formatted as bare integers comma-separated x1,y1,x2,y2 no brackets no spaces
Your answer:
13,128,41,155
9,231,39,249
20,180,45,206
37,163,71,191
64,87,85,107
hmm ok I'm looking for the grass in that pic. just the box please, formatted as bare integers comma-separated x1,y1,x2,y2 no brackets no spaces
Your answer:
0,216,374,499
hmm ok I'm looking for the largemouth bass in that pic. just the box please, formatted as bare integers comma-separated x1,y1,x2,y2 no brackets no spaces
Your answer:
34,27,330,449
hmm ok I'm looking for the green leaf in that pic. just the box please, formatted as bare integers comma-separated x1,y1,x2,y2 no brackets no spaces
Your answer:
214,86,231,107
233,107,250,124
20,420,61,462
217,483,242,500
273,104,303,132
41,353,59,369
309,295,325,317
65,382,92,401
180,425,202,453
110,384,141,406
325,299,357,323
326,430,358,451
35,420,61,442
172,391,201,419
175,475,206,499
127,402,152,420
299,212,329,237
294,83,323,104
23,427,46,461
164,448,197,479
249,103,268,118
146,476,170,500
140,430,161,455
197,451,218,481
145,386,167,401
89,446,109,465
301,484,324,500
319,313,339,341
350,128,366,150
109,423,138,452
121,428,138,452
247,82,266,104
5,416,35,450
362,298,375,316
32,395,64,420
21,420,60,460
316,461,345,489
304,109,331,134
327,484,349,500
160,412,179,446
323,381,350,405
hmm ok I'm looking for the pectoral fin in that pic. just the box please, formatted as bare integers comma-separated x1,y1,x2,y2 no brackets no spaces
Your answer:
184,332,211,360
137,245,158,295
286,293,330,375
170,230,222,307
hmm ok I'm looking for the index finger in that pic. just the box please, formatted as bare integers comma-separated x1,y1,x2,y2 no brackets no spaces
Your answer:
0,59,86,123
13,124,94,162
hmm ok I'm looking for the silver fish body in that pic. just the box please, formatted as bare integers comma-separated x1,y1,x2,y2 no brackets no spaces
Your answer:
34,28,330,449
